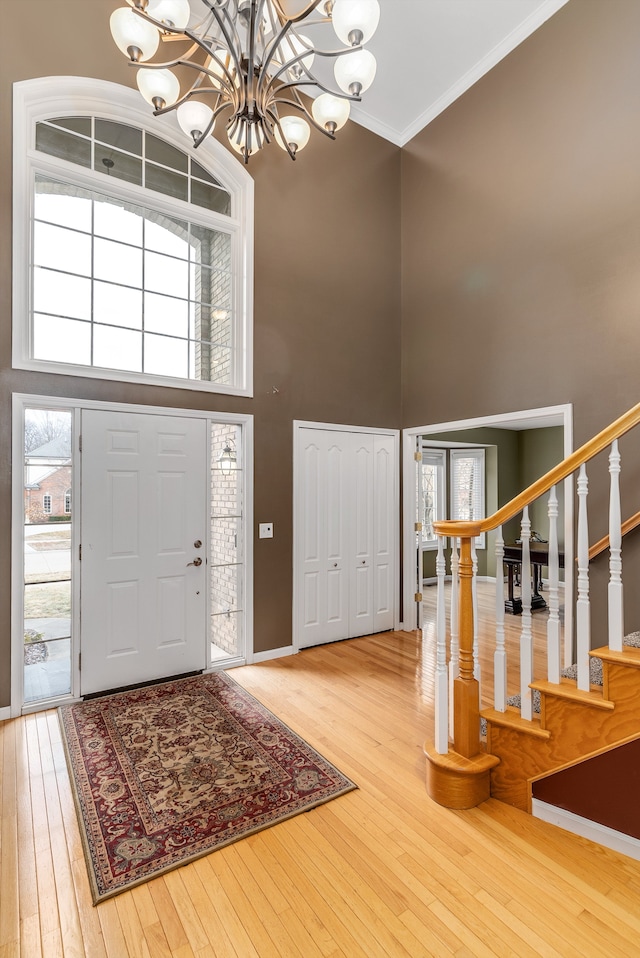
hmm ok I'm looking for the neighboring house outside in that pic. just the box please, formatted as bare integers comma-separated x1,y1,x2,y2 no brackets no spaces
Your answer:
24,436,72,524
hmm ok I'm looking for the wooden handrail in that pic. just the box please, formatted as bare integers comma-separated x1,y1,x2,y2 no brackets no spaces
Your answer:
433,400,640,538
426,400,640,810
589,510,640,561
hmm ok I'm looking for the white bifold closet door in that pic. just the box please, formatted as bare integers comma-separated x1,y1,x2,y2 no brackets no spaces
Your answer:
296,427,395,649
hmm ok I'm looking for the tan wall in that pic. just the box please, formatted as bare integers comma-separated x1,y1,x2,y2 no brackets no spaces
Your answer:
401,0,640,647
0,0,401,705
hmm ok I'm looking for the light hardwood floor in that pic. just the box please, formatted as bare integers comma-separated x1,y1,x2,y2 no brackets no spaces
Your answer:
3,618,640,957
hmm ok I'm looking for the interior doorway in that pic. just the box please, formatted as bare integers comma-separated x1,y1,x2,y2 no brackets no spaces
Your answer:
402,404,573,666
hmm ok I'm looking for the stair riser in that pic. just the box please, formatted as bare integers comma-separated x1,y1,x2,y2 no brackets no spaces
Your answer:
488,667,640,809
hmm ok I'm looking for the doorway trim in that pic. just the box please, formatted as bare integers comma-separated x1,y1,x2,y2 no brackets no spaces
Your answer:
11,393,254,717
293,420,401,654
402,404,574,665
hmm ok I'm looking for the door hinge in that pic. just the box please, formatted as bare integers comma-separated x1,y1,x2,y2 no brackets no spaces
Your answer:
79,544,82,560
414,450,422,462
78,652,81,671
414,592,423,603
414,522,422,533
79,434,82,452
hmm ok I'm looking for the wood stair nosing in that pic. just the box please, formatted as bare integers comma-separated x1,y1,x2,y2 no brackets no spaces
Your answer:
591,644,640,669
481,705,551,740
529,677,615,711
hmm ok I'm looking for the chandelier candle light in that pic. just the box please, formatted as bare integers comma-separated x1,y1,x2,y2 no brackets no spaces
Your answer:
109,0,381,161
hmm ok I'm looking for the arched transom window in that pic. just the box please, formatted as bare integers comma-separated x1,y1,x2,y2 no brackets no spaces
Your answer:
13,78,254,396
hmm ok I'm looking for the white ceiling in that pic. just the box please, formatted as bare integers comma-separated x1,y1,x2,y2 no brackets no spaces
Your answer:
189,0,570,147
346,0,570,145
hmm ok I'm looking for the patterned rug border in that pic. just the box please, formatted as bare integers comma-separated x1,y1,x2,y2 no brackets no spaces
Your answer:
58,671,357,904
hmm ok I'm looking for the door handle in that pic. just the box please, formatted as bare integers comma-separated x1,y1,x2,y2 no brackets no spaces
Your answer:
187,557,203,567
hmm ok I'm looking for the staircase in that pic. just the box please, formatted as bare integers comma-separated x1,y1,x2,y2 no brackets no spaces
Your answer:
424,401,640,822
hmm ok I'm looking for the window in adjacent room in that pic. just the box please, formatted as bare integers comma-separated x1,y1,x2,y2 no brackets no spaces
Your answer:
421,448,446,549
450,448,486,548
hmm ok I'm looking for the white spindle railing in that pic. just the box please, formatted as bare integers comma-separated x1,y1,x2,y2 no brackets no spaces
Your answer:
546,486,561,684
435,448,629,729
608,440,624,652
426,401,640,811
519,506,534,720
576,464,591,691
435,537,448,753
448,538,459,739
494,525,506,711
472,541,480,686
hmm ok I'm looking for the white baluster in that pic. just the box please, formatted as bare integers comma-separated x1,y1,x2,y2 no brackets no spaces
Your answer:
576,464,591,690
520,507,533,720
472,540,480,691
547,486,561,684
494,525,507,711
448,538,460,739
608,440,624,652
435,536,448,753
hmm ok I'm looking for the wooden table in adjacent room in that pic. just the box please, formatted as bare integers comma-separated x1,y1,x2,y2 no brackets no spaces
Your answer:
503,542,564,615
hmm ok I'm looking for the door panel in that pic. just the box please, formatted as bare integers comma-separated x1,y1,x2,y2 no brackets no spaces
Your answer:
349,437,373,636
298,430,349,647
373,436,395,632
81,410,207,695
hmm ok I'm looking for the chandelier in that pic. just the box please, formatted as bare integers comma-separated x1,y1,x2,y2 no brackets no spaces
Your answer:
109,0,381,162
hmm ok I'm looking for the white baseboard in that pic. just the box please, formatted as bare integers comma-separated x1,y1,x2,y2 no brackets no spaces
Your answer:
0,706,11,723
532,798,640,862
251,645,295,664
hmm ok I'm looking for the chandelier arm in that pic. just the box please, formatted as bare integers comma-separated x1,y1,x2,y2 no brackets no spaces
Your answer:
270,0,325,25
260,20,297,84
135,56,236,102
190,108,219,149
270,75,361,103
269,94,336,140
265,109,297,161
202,3,246,90
127,3,243,105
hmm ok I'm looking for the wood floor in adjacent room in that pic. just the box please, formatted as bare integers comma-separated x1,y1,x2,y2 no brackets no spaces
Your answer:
2,622,640,957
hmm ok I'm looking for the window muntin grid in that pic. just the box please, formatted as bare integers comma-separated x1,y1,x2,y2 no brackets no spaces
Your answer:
32,175,235,386
35,117,231,216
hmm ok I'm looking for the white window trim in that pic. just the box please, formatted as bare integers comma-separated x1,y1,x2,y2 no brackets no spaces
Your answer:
12,77,254,397
450,447,486,549
421,447,446,551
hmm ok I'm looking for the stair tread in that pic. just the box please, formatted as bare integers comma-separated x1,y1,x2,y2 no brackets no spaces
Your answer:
591,645,640,668
481,706,551,739
530,677,614,710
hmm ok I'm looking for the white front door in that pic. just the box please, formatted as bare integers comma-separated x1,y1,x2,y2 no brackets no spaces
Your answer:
80,409,208,695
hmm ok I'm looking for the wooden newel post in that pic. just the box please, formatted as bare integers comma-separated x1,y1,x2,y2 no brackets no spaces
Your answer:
453,536,481,758
426,520,498,808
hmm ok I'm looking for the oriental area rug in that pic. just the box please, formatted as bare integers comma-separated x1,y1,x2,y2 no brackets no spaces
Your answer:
58,671,356,904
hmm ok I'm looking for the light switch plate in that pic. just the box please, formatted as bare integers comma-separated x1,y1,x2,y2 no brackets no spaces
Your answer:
259,522,274,539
